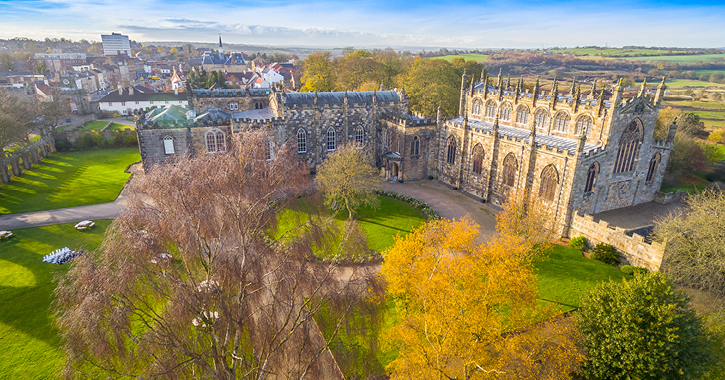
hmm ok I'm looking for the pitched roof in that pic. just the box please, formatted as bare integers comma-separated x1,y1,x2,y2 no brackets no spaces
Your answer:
284,90,400,107
99,89,186,103
146,104,189,124
201,52,246,66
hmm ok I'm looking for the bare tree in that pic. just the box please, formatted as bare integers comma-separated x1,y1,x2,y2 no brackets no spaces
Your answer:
54,131,375,379
0,89,39,156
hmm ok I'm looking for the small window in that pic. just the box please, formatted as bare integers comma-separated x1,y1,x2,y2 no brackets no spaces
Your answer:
446,137,456,165
472,144,484,175
471,99,482,116
585,163,598,193
121,102,126,106
552,112,570,133
355,126,364,146
297,128,307,153
108,102,113,106
500,103,512,122
163,136,175,155
576,116,594,136
135,101,139,105
646,153,661,182
534,109,549,130
150,101,154,104
229,102,239,111
327,127,336,151
516,105,529,125
206,129,226,153
485,101,497,118
266,141,274,161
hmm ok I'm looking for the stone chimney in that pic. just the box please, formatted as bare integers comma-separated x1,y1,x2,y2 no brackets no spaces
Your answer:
129,86,134,95
118,86,123,95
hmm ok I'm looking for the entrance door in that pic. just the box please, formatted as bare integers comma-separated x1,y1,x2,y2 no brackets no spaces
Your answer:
391,162,399,177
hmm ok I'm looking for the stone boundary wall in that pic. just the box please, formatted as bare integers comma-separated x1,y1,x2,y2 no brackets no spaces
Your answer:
654,190,687,204
568,210,665,271
64,114,97,132
1,136,56,184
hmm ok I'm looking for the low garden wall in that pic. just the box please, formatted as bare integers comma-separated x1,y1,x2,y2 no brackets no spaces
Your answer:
568,211,665,271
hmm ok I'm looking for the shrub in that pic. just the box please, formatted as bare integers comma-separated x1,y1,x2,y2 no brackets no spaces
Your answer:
708,129,725,144
569,236,588,250
620,265,649,276
578,272,711,380
590,243,619,265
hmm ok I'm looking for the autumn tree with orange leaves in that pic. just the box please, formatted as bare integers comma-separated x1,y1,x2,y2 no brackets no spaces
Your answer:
381,194,583,379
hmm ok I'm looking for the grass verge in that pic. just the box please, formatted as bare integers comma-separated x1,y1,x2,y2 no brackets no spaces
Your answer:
0,220,111,379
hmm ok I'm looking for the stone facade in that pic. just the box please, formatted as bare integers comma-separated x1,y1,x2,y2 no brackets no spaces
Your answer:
569,211,665,271
136,75,675,236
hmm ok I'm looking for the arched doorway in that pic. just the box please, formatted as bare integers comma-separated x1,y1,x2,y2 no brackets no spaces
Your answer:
391,162,399,178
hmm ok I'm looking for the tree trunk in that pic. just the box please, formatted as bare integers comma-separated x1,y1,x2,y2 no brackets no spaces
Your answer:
343,195,354,220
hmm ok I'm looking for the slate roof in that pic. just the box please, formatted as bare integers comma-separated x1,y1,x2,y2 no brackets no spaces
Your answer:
232,108,276,120
449,116,601,152
146,104,189,124
284,90,400,107
202,52,246,66
194,108,231,123
472,83,613,108
99,89,186,103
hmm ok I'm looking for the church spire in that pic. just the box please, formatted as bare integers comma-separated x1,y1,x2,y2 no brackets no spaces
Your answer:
218,34,224,56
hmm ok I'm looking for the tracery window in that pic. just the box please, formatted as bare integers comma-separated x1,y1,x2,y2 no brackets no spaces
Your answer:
163,136,175,155
446,137,456,165
411,136,420,156
584,163,598,193
516,105,529,125
205,129,226,153
485,100,497,118
614,120,643,173
355,126,364,146
576,115,594,136
534,109,550,130
471,99,482,116
500,103,513,122
646,153,661,182
502,153,517,187
297,128,307,153
472,144,484,175
552,112,570,133
539,165,559,202
229,102,239,111
327,127,336,151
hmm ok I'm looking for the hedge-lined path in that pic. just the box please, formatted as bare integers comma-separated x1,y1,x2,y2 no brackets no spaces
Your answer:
0,163,142,230
382,179,500,241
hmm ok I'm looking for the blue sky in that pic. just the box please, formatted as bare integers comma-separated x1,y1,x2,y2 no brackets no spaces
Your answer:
0,0,723,48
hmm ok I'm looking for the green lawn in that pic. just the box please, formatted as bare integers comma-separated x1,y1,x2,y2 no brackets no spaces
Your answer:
275,195,427,255
555,48,688,57
433,53,489,62
0,220,112,380
55,124,71,132
108,122,135,131
0,148,140,214
664,99,725,109
661,79,725,88
78,120,109,131
535,245,628,312
621,54,725,63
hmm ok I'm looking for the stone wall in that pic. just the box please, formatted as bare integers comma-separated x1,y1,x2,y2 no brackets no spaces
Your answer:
1,136,56,184
568,211,665,271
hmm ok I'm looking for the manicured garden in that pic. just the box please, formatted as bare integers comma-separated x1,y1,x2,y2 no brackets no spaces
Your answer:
77,120,109,131
0,220,112,379
0,148,140,214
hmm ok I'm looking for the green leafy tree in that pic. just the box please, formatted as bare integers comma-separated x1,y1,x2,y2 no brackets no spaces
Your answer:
315,144,380,219
34,61,48,74
336,52,385,91
449,57,484,83
401,57,460,118
654,189,725,296
300,52,336,92
578,272,710,380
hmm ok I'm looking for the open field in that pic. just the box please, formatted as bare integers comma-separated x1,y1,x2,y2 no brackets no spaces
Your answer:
662,79,725,88
434,53,489,62
555,48,689,57
620,54,725,63
0,220,112,380
0,148,140,214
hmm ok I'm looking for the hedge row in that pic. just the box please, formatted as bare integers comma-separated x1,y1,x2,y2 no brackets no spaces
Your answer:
375,190,441,220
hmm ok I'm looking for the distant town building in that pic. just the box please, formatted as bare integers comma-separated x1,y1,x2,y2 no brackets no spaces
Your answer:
101,33,131,56
200,36,247,73
98,86,186,116
34,52,87,71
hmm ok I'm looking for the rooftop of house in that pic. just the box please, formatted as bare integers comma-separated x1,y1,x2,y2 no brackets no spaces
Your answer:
100,88,186,102
202,52,246,66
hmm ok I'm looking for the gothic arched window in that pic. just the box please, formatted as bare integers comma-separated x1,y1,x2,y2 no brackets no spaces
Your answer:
500,103,513,121
539,164,559,201
411,136,420,156
614,120,643,173
327,127,336,151
163,136,175,155
646,153,661,182
534,108,550,130
516,105,529,125
552,112,570,133
485,100,497,118
355,126,364,146
472,144,484,175
576,115,594,136
446,137,456,165
206,128,226,153
297,128,307,153
502,153,517,187
266,141,274,161
472,99,482,116
585,163,599,193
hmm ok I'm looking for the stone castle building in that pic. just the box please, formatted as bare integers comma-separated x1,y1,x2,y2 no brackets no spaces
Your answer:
135,74,675,235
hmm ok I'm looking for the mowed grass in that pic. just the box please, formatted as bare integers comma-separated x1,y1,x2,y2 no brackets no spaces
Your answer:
556,48,687,56
0,220,112,380
434,53,489,62
77,120,109,131
0,148,140,214
621,54,725,63
108,122,135,131
662,79,725,88
275,195,426,254
535,245,628,312
664,99,725,109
